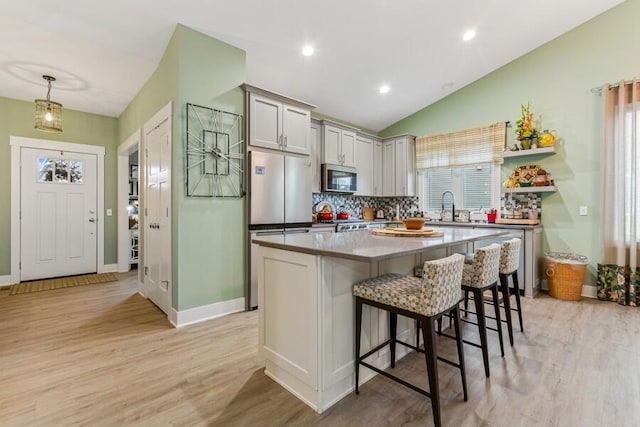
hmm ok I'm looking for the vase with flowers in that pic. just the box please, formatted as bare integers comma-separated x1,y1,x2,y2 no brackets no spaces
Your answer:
515,102,538,150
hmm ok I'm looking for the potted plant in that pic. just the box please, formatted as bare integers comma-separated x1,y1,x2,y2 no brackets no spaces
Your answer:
515,102,538,149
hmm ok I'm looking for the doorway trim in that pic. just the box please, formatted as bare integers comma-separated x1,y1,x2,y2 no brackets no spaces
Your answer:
10,136,106,285
117,130,141,273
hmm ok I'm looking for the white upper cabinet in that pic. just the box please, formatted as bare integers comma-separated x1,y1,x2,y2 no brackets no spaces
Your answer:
373,140,383,196
382,140,395,196
310,122,321,193
382,135,416,197
355,135,374,196
246,86,315,155
321,123,356,167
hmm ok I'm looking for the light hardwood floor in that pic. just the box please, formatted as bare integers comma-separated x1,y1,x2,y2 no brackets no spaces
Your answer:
1,271,638,427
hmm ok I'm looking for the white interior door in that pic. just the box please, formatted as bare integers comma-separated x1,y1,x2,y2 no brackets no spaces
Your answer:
20,147,97,281
145,117,171,314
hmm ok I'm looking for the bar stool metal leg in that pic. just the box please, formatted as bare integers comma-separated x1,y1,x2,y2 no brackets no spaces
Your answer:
512,272,524,332
472,287,490,378
390,312,398,369
451,306,468,401
499,273,515,346
421,317,440,427
355,297,363,394
491,284,505,357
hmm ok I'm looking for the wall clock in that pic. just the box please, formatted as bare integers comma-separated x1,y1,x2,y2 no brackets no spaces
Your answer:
185,103,244,197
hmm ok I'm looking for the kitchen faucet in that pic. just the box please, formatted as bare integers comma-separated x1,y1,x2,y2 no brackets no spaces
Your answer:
441,191,455,220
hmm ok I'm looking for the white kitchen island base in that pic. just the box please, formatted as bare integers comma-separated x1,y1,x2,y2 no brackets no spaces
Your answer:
258,247,445,413
254,228,508,413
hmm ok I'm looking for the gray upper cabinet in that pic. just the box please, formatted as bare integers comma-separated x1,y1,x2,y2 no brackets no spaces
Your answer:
310,121,321,193
321,123,356,167
373,140,383,196
382,135,416,197
355,135,374,195
246,86,314,155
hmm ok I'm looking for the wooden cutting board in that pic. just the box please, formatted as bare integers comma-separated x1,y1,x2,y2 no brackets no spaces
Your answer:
494,218,540,225
371,227,445,238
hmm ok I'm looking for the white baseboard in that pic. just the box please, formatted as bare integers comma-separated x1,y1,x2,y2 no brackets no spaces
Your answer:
169,297,246,328
582,285,597,299
0,275,12,287
101,264,118,273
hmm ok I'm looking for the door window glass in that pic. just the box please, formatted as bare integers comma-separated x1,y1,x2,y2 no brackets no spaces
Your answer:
38,157,84,184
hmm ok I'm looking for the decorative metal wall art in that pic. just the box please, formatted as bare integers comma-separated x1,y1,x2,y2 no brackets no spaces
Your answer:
185,103,244,197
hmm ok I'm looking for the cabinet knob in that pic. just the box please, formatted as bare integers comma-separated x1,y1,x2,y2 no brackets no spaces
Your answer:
284,135,288,147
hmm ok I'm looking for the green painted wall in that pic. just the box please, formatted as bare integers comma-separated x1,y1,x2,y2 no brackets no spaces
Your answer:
174,25,246,310
380,0,640,287
0,97,118,275
117,24,246,311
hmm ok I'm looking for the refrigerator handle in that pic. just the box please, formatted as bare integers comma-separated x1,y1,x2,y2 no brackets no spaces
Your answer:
256,231,284,237
284,229,310,235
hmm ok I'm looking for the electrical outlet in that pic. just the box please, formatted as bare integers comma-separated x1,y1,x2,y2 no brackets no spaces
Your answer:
579,206,588,216
106,208,113,216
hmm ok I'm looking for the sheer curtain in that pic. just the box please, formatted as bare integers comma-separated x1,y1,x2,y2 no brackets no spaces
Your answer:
598,80,640,306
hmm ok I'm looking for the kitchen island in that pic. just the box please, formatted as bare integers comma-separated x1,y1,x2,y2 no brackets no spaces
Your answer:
252,227,509,413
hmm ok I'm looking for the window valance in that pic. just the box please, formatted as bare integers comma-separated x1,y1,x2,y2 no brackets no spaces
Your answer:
415,122,506,170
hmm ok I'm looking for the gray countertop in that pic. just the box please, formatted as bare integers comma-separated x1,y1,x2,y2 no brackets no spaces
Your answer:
252,227,510,262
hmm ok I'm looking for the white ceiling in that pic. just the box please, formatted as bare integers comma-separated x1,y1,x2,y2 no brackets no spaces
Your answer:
0,0,624,132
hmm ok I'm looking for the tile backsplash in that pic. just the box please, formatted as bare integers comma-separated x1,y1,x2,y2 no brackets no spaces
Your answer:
500,193,542,219
312,193,420,220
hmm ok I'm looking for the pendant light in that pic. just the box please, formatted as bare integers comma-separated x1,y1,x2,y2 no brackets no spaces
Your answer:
35,75,63,133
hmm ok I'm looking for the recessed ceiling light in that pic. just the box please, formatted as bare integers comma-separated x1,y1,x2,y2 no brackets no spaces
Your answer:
442,82,454,90
379,85,390,94
302,45,315,56
462,29,476,41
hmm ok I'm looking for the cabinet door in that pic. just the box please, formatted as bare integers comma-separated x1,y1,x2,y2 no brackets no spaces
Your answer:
395,138,407,196
373,141,383,196
406,137,416,197
249,94,282,150
322,125,341,165
341,129,357,167
310,123,321,193
355,136,373,196
382,140,395,196
283,103,311,155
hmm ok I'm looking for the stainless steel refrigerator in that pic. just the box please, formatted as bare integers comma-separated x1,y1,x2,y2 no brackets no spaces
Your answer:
247,150,312,308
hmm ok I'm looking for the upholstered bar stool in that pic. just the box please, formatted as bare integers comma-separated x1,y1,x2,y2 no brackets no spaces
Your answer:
499,238,524,345
353,254,466,427
458,243,503,378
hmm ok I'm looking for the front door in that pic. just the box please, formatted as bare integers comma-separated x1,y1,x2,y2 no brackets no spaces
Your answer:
145,116,171,314
20,147,98,281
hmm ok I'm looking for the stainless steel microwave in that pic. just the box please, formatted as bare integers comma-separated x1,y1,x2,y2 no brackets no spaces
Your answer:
321,164,357,193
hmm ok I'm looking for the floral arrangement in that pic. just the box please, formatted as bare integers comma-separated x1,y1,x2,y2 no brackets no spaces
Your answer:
515,102,538,142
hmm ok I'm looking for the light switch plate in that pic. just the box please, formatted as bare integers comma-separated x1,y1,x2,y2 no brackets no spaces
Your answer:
106,208,113,216
579,206,588,216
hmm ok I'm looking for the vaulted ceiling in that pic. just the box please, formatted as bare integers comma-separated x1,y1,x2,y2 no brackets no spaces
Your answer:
0,0,624,131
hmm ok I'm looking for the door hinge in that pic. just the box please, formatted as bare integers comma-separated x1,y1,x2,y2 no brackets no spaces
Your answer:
19,262,21,269
145,208,148,216
144,266,149,276
166,208,169,217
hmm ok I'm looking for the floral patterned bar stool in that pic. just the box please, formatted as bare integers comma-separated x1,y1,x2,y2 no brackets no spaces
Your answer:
353,253,467,427
459,243,503,378
499,238,524,346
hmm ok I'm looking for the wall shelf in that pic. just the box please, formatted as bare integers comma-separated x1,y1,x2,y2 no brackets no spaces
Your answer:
503,186,556,194
502,146,555,158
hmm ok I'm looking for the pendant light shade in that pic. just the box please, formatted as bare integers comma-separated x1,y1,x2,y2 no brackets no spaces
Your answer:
35,75,63,133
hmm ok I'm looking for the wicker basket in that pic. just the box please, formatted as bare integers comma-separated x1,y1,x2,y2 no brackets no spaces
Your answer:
545,253,588,301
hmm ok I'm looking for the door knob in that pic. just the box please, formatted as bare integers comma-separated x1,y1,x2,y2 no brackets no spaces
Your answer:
88,218,95,223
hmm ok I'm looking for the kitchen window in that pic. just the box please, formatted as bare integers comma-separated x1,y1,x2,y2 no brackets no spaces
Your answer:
419,164,499,212
415,122,505,214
